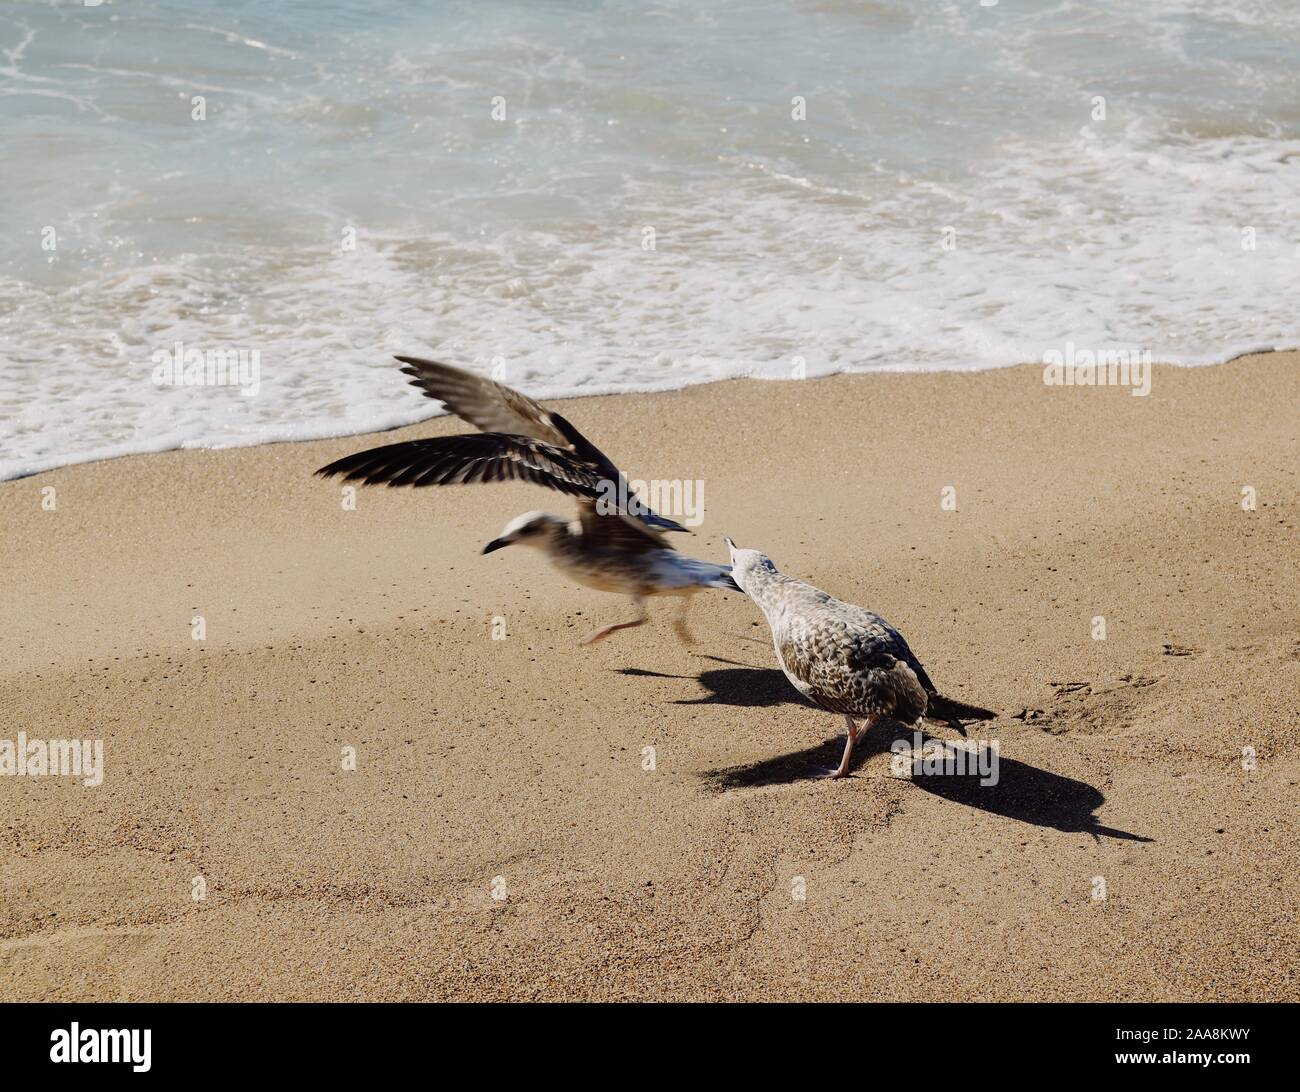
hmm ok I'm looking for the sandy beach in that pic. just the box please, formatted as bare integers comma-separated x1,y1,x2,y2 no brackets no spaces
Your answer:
1,353,1297,1002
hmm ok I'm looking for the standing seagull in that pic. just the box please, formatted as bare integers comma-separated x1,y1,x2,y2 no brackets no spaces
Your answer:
317,357,736,645
726,538,994,779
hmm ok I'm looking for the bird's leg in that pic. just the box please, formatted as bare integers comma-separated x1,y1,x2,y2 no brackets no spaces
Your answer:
672,596,696,647
814,715,858,779
831,714,857,778
582,616,646,645
581,597,647,646
853,713,880,744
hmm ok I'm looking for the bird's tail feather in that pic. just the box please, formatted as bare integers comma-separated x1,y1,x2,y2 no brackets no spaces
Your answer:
925,693,996,727
677,559,738,592
640,509,691,534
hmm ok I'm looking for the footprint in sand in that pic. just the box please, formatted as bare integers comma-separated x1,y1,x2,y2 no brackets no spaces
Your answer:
1049,680,1091,698
1031,672,1167,736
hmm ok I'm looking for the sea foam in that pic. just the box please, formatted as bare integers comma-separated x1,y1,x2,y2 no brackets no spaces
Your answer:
2,0,1298,479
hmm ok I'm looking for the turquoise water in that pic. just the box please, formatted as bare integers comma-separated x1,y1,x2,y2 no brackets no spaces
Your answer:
2,0,1298,477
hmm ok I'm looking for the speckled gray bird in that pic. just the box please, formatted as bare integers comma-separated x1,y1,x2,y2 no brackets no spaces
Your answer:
317,357,736,645
726,538,994,779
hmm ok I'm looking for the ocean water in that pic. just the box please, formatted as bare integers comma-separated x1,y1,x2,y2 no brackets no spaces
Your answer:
2,0,1298,479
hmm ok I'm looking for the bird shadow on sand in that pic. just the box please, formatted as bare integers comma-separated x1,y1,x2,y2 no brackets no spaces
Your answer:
617,657,1150,842
617,654,809,710
698,712,1153,844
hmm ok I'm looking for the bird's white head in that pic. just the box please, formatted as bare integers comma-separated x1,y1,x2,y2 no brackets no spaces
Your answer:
482,511,565,554
724,537,781,597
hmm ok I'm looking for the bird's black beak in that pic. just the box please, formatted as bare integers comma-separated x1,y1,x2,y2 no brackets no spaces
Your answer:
481,537,509,555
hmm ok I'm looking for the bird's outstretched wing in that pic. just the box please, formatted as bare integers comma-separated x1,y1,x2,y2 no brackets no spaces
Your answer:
397,356,624,483
396,356,570,448
318,356,689,533
316,433,604,497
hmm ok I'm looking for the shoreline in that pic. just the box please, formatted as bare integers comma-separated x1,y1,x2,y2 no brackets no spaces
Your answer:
6,344,1298,484
2,353,1297,1001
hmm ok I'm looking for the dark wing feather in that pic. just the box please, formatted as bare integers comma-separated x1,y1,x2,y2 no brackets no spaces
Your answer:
842,644,929,723
316,434,605,499
836,602,939,694
778,628,928,722
394,356,570,448
391,356,689,533
576,500,669,553
888,632,938,694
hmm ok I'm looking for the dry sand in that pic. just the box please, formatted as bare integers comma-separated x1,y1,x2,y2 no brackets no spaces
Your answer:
1,353,1297,1001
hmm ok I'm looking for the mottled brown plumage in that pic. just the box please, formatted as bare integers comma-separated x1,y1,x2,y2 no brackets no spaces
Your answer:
728,539,993,779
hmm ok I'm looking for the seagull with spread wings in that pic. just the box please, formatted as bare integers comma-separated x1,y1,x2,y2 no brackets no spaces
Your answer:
317,357,737,645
